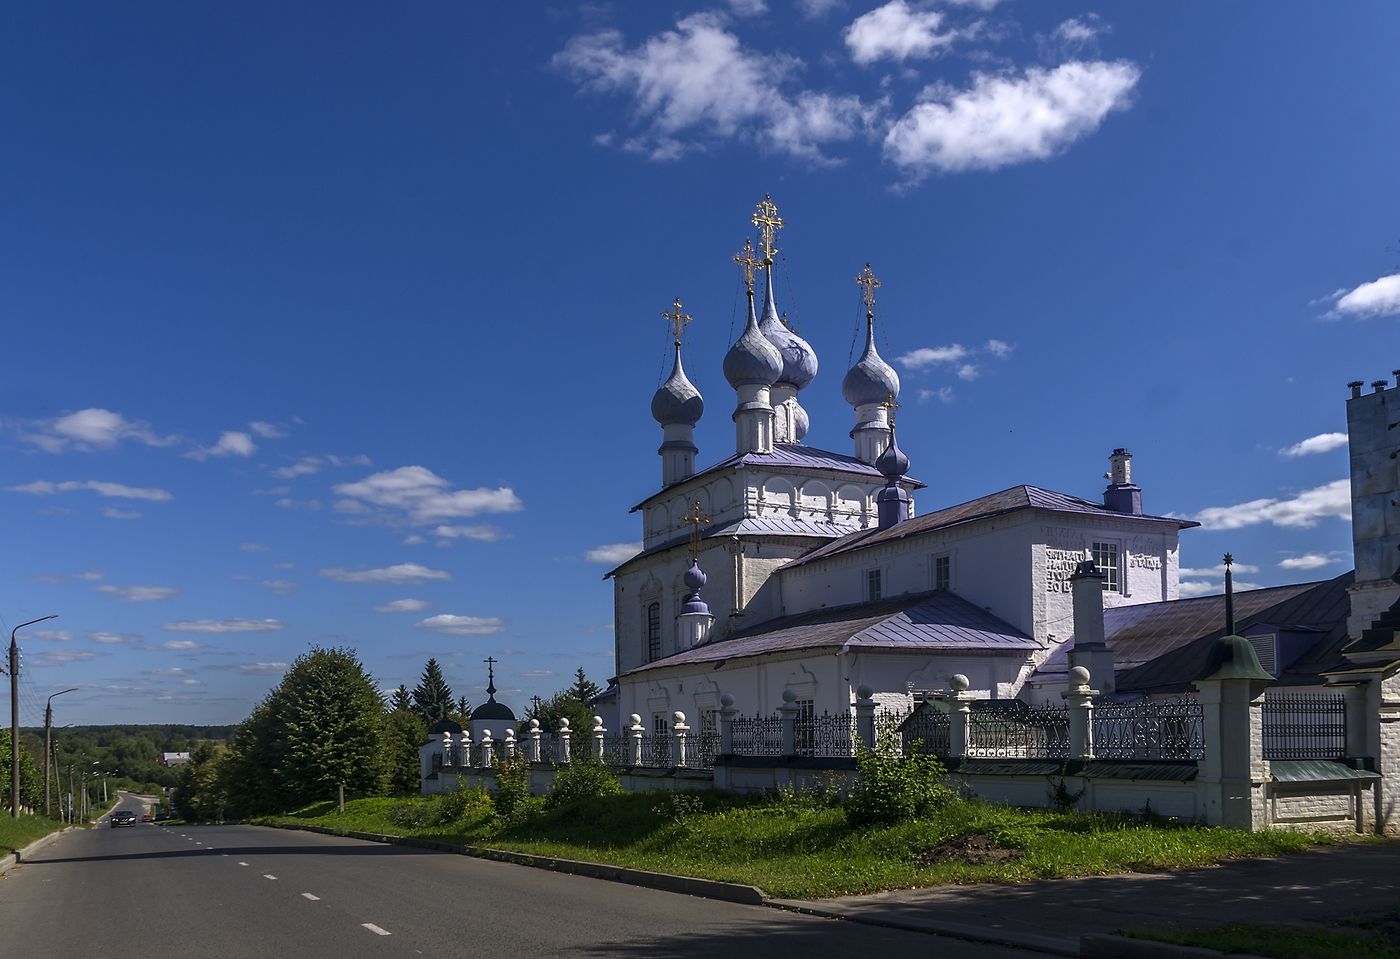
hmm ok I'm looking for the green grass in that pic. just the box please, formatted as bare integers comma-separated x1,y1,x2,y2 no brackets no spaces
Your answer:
0,813,72,857
261,790,1329,900
1122,925,1400,959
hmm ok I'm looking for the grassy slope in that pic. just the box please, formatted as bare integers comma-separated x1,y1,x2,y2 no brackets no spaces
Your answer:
265,791,1326,900
0,814,72,856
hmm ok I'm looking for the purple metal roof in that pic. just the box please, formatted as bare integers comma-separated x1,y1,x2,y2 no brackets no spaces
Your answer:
783,485,1200,571
621,590,1039,676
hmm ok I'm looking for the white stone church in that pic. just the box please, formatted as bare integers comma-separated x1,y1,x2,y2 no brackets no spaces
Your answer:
601,202,1204,737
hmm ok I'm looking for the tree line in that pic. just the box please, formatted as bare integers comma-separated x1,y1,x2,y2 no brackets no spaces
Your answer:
175,647,605,820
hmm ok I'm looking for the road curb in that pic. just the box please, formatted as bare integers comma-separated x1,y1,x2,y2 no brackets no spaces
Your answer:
765,898,1081,957
1080,933,1271,959
258,820,769,906
0,826,77,876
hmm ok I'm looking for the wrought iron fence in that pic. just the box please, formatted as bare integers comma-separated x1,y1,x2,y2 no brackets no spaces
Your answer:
794,711,857,758
1263,692,1346,760
693,731,720,769
1092,697,1204,760
600,734,630,764
639,733,672,767
730,714,785,756
898,706,951,757
966,702,1070,759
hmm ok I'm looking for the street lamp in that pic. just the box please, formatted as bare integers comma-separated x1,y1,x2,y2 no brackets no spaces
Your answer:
10,615,57,818
44,688,78,818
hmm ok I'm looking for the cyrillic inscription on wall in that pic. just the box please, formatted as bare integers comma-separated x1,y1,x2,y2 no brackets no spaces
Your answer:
1045,547,1087,592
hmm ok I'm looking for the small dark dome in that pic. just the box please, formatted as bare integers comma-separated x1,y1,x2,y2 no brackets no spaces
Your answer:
428,717,463,734
875,431,910,478
652,344,704,427
470,699,516,722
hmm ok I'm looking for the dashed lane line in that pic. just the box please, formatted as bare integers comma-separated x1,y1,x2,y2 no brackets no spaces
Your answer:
362,924,391,936
302,893,320,901
238,862,249,866
264,875,278,880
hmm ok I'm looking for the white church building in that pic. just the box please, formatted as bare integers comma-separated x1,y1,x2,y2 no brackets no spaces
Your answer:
604,199,1200,736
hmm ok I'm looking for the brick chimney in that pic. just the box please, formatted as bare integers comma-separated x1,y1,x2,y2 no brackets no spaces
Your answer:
1102,448,1143,515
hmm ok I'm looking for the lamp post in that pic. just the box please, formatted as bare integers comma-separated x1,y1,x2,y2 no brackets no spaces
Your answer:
10,615,58,817
44,689,78,818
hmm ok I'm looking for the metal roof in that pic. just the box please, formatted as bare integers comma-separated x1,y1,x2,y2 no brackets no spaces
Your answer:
605,516,856,578
1270,759,1380,783
621,589,1039,677
632,442,924,511
783,485,1199,570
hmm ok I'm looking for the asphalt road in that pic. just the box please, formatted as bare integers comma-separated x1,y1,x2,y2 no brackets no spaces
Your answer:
2,791,1024,959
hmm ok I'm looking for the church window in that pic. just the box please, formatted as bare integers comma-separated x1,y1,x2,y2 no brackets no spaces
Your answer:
652,712,669,735
1092,542,1120,592
795,698,815,754
647,603,662,660
935,555,950,591
867,568,882,601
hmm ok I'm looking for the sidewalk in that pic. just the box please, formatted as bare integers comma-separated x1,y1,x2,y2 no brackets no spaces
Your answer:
776,840,1400,950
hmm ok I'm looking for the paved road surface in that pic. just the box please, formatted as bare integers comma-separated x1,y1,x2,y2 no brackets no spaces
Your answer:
2,792,1022,959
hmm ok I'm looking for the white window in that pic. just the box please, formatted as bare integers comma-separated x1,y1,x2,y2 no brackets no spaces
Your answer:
652,713,669,735
934,555,951,591
1092,542,1120,592
867,568,882,601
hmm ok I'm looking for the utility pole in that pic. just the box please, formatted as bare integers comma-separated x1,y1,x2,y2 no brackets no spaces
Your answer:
9,615,58,817
44,690,77,818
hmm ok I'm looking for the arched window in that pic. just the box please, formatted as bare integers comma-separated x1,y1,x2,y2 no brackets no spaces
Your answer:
647,603,662,661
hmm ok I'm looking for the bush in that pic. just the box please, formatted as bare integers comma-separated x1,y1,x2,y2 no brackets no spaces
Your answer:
440,785,492,822
545,755,621,810
387,799,444,829
845,721,952,829
493,756,533,817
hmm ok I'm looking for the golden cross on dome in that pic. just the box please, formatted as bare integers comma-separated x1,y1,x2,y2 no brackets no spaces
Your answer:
855,263,880,317
732,238,761,293
681,499,711,564
883,392,900,430
751,194,785,265
661,296,692,346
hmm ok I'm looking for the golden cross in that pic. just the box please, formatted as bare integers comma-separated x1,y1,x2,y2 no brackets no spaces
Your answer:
883,392,900,430
732,238,761,293
751,194,785,265
661,296,692,346
681,499,711,564
855,263,880,317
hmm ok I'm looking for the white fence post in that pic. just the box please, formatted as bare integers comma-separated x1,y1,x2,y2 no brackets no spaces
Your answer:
854,684,876,752
949,674,972,759
592,716,606,761
718,693,737,755
779,689,799,758
671,711,689,768
557,717,571,764
441,731,453,767
628,714,644,765
1063,666,1097,760
504,727,516,762
527,719,542,763
479,730,494,768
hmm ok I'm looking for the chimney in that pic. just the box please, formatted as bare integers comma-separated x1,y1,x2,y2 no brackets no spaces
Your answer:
1374,380,1389,394
1102,448,1142,515
1068,559,1114,696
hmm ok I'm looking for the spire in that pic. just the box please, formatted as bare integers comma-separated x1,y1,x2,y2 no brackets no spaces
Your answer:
484,656,498,700
653,298,704,487
843,263,900,464
750,210,816,443
1192,551,1271,682
1224,552,1236,637
677,500,715,648
874,400,911,529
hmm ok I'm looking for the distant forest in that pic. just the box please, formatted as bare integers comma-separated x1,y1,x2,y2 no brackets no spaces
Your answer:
18,724,236,792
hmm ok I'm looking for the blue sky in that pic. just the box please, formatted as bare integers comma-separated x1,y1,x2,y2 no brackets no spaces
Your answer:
2,2,1397,725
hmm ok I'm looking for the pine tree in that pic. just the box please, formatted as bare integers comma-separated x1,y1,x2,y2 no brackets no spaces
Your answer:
411,658,454,726
383,710,427,796
457,694,471,717
390,684,412,713
568,667,602,706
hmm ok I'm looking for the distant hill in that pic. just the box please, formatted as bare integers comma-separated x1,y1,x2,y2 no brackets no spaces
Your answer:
18,724,239,790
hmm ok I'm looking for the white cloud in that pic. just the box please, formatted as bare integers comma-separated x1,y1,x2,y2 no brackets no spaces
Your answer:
414,614,509,636
271,562,294,569
271,457,323,479
253,486,291,496
985,339,1014,358
374,598,433,613
30,570,105,584
728,0,767,15
145,640,211,650
1279,552,1346,570
147,667,196,676
1326,273,1400,320
918,387,955,404
88,632,141,644
28,648,110,667
515,670,558,678
1179,563,1260,577
318,563,453,585
897,344,968,370
248,421,288,439
1176,479,1352,530
21,408,179,453
1279,432,1349,458
241,543,271,553
1178,579,1264,598
6,480,173,501
262,580,298,595
332,466,523,526
432,524,509,542
160,619,287,633
844,1,961,65
184,431,257,461
207,662,289,675
95,584,182,602
585,542,644,564
402,535,427,545
1052,17,1103,45
884,60,1140,179
956,363,979,380
797,0,843,18
275,498,322,511
180,679,204,685
555,13,878,163
31,630,75,642
102,507,140,519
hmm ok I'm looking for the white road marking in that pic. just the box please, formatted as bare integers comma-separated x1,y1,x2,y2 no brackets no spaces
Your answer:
362,924,391,936
263,874,277,880
238,862,249,866
301,893,320,900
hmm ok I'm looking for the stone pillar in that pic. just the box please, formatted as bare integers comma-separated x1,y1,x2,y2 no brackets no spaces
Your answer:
628,714,644,766
526,719,542,763
479,730,494,769
504,728,516,762
1069,560,1115,697
1343,684,1369,760
441,732,453,768
1193,636,1271,830
1063,666,1098,761
557,718,571,764
592,716,606,761
778,689,799,758
671,711,690,768
854,684,877,752
949,674,972,759
718,694,737,755
460,729,472,768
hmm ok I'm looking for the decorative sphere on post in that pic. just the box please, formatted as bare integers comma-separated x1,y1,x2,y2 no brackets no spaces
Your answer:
720,692,734,708
630,713,642,727
529,718,540,732
782,688,798,704
558,717,570,732
1068,666,1091,688
592,715,604,730
856,683,874,700
672,710,686,725
949,674,970,692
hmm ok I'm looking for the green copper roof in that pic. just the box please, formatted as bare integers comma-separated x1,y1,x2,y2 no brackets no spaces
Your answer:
1193,634,1272,682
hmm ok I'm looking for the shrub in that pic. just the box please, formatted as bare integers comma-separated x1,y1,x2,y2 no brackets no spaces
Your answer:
545,755,621,810
845,721,952,828
493,756,533,817
387,799,444,829
440,785,492,822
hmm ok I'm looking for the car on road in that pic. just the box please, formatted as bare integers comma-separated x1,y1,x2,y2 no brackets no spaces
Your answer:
141,813,154,822
110,810,137,828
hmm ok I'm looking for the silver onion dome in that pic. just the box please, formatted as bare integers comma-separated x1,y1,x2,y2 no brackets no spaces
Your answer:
842,318,900,408
723,290,783,388
651,341,704,426
756,266,817,391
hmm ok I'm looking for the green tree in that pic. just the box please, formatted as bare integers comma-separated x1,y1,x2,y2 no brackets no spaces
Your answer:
224,646,388,815
177,742,227,821
0,730,43,811
568,667,602,707
411,658,454,726
390,684,412,713
383,709,427,796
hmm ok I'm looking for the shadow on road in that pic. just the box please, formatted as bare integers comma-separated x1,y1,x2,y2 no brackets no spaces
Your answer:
30,843,429,866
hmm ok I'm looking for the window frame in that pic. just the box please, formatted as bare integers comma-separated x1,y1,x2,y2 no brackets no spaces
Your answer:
647,602,662,661
934,554,951,591
1092,542,1120,593
866,567,883,601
